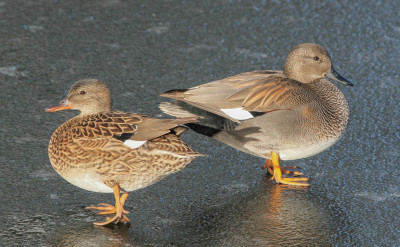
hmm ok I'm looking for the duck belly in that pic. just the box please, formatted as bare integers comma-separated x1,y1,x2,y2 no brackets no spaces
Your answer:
275,137,341,160
61,171,114,193
214,110,344,161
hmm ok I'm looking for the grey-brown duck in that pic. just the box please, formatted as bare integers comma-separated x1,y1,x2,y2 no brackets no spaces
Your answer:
45,79,203,225
160,43,353,186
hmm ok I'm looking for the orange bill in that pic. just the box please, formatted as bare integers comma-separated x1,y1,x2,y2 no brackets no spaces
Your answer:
44,100,73,112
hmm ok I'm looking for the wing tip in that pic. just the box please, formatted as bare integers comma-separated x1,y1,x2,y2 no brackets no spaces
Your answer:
159,102,199,118
160,89,188,98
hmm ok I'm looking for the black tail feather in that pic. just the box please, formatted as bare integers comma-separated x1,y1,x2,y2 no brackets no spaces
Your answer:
176,101,239,132
186,123,222,137
164,89,188,93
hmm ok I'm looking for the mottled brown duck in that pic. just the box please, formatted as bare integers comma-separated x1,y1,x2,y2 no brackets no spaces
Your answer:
160,43,353,186
45,79,203,225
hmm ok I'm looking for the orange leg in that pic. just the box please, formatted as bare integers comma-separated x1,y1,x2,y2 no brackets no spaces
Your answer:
86,185,130,225
267,152,310,186
263,159,275,176
263,160,303,176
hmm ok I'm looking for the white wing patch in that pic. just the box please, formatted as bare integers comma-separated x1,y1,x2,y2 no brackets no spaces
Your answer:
124,140,147,149
221,108,254,120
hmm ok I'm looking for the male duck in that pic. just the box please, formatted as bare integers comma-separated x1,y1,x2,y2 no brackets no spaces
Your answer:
160,43,353,186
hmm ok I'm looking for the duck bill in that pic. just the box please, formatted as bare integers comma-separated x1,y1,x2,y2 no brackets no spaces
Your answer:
325,68,354,86
44,100,73,112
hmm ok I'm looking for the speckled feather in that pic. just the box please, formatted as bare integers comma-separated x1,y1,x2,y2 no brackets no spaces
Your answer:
47,80,203,193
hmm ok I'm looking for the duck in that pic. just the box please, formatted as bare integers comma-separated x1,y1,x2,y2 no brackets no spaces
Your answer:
159,43,353,186
45,79,203,225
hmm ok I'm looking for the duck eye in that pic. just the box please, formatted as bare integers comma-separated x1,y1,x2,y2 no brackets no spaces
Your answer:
313,56,320,61
80,90,86,95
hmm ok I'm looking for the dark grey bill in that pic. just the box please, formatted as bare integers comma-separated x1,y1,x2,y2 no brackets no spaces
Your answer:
325,67,354,86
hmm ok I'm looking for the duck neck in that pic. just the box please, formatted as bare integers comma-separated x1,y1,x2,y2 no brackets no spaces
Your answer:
79,106,110,116
309,80,350,134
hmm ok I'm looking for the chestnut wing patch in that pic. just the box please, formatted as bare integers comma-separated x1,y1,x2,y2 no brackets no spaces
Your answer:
226,76,312,112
